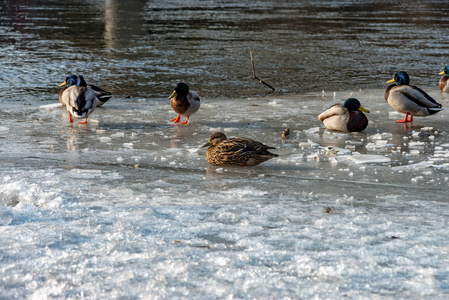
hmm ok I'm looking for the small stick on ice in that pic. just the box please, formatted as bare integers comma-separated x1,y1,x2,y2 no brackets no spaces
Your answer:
250,50,275,91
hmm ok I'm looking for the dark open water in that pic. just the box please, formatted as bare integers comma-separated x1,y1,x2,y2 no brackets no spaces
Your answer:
1,0,448,100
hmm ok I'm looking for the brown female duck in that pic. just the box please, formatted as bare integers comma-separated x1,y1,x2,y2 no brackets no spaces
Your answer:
202,132,278,166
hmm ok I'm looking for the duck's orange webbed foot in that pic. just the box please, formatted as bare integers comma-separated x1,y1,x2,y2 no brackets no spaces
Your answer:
396,113,413,123
180,118,190,125
69,113,74,123
170,115,182,123
78,117,88,124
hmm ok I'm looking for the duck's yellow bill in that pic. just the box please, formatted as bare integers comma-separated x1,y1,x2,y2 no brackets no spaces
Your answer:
169,91,177,98
59,81,67,87
439,71,445,75
386,78,395,84
358,106,370,113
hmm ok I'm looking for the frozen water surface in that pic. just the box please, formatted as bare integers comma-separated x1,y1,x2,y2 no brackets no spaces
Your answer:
1,91,449,299
1,0,449,299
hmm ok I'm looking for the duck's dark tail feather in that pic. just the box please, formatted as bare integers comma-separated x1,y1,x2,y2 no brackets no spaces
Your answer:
89,84,112,103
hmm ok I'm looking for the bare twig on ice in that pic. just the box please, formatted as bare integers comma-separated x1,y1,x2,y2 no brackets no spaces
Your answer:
250,50,275,91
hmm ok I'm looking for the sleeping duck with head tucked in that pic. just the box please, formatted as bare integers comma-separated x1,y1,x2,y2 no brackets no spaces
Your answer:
201,132,278,166
169,82,200,125
59,75,98,124
318,98,369,132
385,71,443,123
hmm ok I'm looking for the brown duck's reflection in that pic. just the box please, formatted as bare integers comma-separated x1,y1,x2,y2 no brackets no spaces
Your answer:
169,125,196,149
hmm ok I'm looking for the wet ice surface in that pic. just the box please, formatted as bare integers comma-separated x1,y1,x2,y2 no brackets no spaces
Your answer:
1,89,449,299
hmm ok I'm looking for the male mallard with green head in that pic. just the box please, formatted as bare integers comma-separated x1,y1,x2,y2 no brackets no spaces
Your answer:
318,98,369,132
59,75,111,107
438,66,449,93
169,82,200,125
59,75,98,124
202,132,278,166
385,71,442,123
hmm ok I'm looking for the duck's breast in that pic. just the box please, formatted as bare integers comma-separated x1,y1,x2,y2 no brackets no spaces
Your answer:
61,86,79,110
171,96,189,114
347,111,368,132
59,86,69,105
176,92,200,117
439,76,449,93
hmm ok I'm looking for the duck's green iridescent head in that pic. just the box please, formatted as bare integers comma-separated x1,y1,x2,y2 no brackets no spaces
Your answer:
439,66,449,76
386,71,410,86
59,75,79,87
343,98,369,113
59,75,87,87
169,82,189,98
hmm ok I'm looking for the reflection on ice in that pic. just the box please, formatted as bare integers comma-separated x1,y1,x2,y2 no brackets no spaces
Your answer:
348,154,391,164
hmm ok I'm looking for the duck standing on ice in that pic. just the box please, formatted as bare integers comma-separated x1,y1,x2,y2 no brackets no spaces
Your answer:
385,71,442,123
59,75,98,124
169,82,200,125
59,75,111,107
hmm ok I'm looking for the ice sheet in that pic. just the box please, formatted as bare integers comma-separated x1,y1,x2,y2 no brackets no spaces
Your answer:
1,89,449,299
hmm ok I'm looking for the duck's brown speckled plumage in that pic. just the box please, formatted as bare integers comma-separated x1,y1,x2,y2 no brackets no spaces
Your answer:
202,132,278,166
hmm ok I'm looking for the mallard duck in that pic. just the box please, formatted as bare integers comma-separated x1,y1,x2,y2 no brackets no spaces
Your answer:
318,98,369,132
438,66,449,93
169,82,200,125
59,75,112,107
385,71,443,123
201,132,278,166
59,75,98,124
